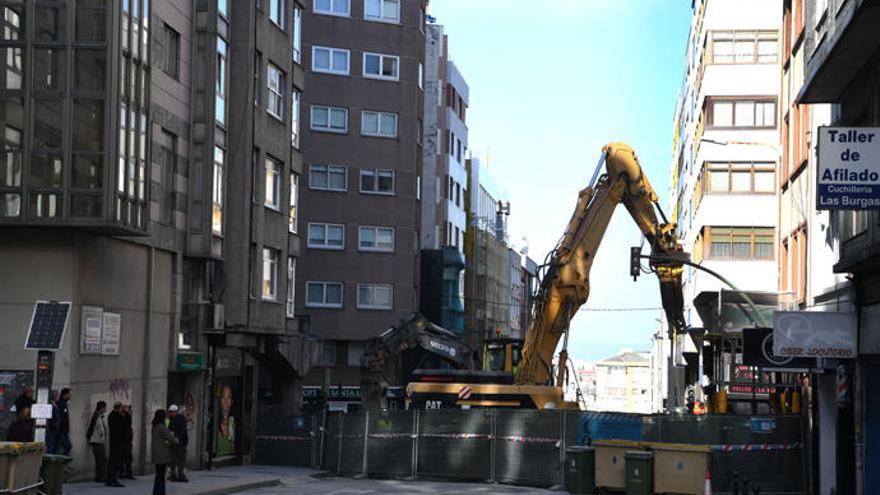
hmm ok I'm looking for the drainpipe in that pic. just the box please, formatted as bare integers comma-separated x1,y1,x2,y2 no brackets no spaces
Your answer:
138,246,155,474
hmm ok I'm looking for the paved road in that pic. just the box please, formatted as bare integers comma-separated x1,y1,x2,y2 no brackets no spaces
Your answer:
239,476,558,494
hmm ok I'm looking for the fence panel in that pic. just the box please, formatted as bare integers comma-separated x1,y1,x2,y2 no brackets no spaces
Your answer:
494,410,562,487
365,409,414,478
254,415,316,467
321,413,342,472
417,408,493,481
339,411,366,475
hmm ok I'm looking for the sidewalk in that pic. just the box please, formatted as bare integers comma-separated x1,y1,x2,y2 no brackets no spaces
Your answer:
64,465,318,495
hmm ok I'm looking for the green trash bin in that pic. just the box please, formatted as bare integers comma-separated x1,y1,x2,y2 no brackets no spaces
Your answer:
565,446,596,494
625,450,653,495
40,454,72,495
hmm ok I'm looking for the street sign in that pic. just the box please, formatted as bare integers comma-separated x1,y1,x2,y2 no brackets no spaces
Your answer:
24,301,71,350
817,127,880,209
773,311,857,358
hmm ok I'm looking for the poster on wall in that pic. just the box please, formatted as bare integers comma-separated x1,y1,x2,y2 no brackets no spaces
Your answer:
80,306,103,354
215,380,238,456
0,371,34,437
101,312,121,355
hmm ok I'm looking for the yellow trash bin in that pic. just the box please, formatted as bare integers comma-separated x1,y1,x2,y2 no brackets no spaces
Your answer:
1,441,46,494
649,442,711,495
594,439,643,492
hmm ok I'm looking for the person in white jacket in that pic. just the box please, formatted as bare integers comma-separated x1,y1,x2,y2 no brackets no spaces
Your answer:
86,401,108,483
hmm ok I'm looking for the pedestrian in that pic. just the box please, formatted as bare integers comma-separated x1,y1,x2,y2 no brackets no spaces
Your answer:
167,404,188,482
46,390,60,454
56,388,72,456
6,406,34,442
120,404,135,479
13,386,35,413
86,401,108,483
151,410,178,495
105,402,126,487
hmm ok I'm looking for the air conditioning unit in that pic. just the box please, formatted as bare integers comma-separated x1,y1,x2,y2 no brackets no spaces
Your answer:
183,302,225,332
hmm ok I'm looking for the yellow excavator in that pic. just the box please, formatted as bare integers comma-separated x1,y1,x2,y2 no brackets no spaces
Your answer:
407,143,686,409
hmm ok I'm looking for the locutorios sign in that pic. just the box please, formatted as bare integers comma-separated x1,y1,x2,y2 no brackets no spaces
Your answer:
817,127,880,209
773,311,857,358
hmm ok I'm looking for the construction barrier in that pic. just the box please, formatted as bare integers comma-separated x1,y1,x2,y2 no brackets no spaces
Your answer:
252,410,805,492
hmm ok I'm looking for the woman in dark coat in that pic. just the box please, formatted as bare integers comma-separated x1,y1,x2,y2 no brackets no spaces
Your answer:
151,410,178,495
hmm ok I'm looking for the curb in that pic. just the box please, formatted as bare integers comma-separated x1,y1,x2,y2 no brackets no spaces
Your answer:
190,477,282,495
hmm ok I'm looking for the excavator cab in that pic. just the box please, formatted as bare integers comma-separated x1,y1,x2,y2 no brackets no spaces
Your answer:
483,337,523,375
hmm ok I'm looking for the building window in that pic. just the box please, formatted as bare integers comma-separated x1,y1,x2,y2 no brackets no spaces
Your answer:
311,105,348,133
306,281,344,308
357,283,393,310
291,89,301,147
361,111,397,138
292,7,302,64
157,130,176,224
705,227,774,260
254,51,262,106
286,257,296,317
365,0,399,22
289,172,298,233
309,164,347,191
216,37,228,125
267,63,284,120
321,341,336,365
312,46,350,75
218,0,228,18
308,222,345,249
360,168,394,194
709,31,778,64
418,62,423,90
700,162,775,197
269,0,286,29
358,226,394,252
347,341,364,367
262,248,279,300
212,146,224,234
313,0,350,17
707,98,776,128
363,52,399,81
264,156,281,209
162,24,180,79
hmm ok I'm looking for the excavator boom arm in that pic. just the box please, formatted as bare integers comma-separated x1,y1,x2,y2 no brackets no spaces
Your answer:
515,143,684,386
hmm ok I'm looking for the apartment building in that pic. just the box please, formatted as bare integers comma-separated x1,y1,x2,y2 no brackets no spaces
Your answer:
298,0,427,410
795,0,880,492
594,350,652,414
0,0,306,475
668,0,782,408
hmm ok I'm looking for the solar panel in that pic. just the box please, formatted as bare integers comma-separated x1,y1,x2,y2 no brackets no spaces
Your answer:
25,301,71,350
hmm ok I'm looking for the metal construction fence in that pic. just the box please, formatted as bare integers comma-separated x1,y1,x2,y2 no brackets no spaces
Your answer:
257,410,806,492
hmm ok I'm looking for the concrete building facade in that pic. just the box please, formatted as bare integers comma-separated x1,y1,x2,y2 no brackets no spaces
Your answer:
297,0,427,411
669,0,782,409
594,350,652,414
0,0,307,477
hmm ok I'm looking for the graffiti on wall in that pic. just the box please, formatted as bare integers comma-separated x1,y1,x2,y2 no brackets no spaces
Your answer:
109,378,131,403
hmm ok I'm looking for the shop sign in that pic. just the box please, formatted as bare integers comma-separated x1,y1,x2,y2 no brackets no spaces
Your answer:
101,312,121,355
742,328,814,370
327,401,348,412
817,127,880,209
750,417,775,434
215,348,242,376
328,386,361,401
773,311,857,358
80,306,103,354
177,352,205,370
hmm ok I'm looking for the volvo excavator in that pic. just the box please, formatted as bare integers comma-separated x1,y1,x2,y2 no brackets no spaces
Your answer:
406,143,687,410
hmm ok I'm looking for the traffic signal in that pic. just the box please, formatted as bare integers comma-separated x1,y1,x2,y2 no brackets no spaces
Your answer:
630,246,641,280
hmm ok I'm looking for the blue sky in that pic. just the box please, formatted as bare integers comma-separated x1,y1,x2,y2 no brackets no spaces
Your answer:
429,0,693,362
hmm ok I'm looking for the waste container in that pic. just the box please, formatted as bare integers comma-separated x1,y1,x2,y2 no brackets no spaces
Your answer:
594,439,642,491
40,455,72,495
649,442,710,494
625,450,654,495
565,446,595,494
1,441,45,494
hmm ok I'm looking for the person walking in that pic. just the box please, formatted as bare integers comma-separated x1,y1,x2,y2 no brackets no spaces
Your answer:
167,405,188,482
86,401,108,483
13,386,35,414
56,388,72,456
120,404,135,479
6,406,34,441
105,402,125,487
151,410,178,495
